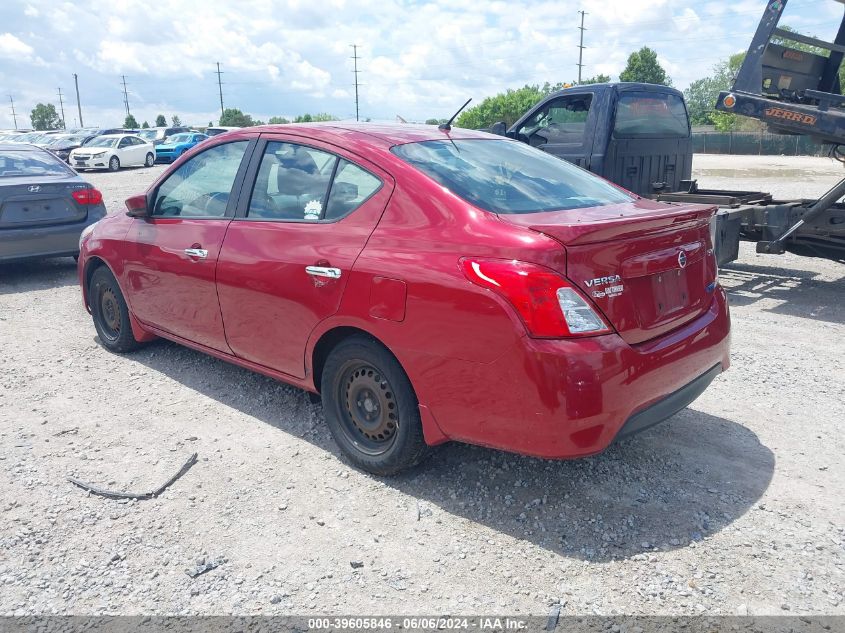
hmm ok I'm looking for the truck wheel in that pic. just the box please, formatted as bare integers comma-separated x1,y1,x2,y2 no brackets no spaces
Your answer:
321,336,429,475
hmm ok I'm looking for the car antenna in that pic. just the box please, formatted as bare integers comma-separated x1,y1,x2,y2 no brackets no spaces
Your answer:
439,98,472,132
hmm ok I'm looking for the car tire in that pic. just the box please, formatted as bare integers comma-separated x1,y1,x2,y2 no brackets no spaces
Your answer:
321,335,430,476
145,153,154,167
108,156,120,172
89,266,141,353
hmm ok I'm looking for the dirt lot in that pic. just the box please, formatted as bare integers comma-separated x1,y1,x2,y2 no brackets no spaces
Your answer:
0,155,843,616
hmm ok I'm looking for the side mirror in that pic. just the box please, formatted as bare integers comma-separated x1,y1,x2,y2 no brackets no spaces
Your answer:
489,121,507,136
125,194,150,218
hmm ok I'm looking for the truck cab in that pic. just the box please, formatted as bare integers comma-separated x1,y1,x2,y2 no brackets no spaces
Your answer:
502,82,692,198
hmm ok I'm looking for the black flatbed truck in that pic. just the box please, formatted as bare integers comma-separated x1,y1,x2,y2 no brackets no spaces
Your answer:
491,0,845,264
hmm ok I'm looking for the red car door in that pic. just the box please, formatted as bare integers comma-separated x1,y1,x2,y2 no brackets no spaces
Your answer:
215,136,394,378
123,139,253,351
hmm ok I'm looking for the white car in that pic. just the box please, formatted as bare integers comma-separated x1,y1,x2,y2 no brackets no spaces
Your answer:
69,134,155,171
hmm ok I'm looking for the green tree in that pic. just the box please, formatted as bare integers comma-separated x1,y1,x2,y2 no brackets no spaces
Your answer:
294,113,313,123
425,118,448,125
455,84,557,129
579,74,611,85
142,120,150,128
171,115,182,127
619,47,672,85
30,103,62,131
155,114,166,127
124,114,139,128
219,108,255,127
268,116,289,124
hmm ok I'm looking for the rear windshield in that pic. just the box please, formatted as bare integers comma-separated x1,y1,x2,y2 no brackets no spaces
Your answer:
138,130,162,140
0,149,72,177
613,92,689,138
391,139,633,214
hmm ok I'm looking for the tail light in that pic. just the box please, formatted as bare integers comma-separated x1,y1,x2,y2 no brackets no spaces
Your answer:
72,187,103,205
460,258,611,338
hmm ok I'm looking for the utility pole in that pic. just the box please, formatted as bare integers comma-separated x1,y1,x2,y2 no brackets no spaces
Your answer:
57,87,66,129
577,10,587,84
350,44,360,121
215,62,224,120
8,95,17,129
73,73,83,127
121,75,130,118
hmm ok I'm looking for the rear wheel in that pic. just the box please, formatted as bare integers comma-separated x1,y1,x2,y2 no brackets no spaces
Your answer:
145,153,155,167
108,156,120,172
321,336,429,475
89,266,141,353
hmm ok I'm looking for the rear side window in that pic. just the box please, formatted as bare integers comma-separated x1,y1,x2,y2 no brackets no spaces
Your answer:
0,150,71,177
392,139,632,215
325,160,382,220
613,92,689,138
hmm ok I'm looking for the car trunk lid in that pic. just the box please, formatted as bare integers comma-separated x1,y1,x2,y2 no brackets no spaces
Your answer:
499,199,718,344
0,179,88,228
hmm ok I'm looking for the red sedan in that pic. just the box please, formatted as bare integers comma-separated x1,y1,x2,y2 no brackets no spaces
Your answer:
78,124,730,475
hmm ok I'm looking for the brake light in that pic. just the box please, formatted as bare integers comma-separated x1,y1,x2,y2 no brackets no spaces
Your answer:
72,188,103,205
460,258,611,338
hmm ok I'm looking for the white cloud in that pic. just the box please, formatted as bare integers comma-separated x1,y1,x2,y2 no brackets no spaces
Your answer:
0,33,34,59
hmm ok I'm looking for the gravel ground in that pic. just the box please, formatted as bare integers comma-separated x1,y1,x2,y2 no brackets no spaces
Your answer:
0,156,843,616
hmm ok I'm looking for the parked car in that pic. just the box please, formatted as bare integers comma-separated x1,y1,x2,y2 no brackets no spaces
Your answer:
32,130,73,148
69,134,155,171
0,143,105,262
154,132,208,163
138,126,190,146
47,133,98,162
204,126,241,137
78,124,730,475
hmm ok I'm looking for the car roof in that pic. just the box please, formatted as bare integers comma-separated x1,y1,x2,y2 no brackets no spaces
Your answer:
246,122,497,149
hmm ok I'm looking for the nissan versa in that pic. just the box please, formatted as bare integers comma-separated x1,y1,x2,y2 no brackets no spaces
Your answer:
77,124,730,475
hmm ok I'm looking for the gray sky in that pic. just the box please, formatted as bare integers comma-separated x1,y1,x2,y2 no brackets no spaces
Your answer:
0,0,840,128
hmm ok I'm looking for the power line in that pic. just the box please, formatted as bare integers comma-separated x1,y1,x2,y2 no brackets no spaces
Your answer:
73,73,83,128
57,87,66,129
215,62,224,120
121,75,130,118
577,10,587,83
351,44,361,122
8,95,17,129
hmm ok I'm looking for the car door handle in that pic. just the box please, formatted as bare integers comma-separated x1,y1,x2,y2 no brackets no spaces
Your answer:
305,266,341,279
184,248,208,259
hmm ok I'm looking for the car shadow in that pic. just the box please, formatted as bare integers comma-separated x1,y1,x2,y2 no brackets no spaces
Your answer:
127,339,774,563
719,261,845,324
0,257,78,295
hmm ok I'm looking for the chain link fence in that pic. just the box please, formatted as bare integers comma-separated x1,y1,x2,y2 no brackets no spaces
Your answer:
692,132,827,156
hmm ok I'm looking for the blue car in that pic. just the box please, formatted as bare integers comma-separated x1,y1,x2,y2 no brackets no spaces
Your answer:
154,133,208,163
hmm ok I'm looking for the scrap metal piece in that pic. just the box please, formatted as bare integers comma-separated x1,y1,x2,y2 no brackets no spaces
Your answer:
67,452,198,500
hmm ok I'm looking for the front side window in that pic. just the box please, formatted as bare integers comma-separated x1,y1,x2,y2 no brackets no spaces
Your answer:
613,92,689,138
392,139,632,215
152,141,249,218
247,142,336,220
518,94,592,146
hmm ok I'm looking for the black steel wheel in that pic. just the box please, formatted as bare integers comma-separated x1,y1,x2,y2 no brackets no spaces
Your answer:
321,335,429,475
89,266,141,353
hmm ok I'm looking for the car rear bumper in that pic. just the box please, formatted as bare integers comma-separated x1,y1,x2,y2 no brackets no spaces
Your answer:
409,286,731,458
0,208,105,262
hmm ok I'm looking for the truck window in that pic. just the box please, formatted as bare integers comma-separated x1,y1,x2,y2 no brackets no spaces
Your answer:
613,92,689,138
518,94,592,146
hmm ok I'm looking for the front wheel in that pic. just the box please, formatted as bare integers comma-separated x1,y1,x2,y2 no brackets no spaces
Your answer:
108,156,120,172
89,266,142,353
145,153,155,167
321,336,430,475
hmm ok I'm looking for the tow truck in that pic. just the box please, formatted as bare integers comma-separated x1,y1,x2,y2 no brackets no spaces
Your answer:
491,0,845,265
